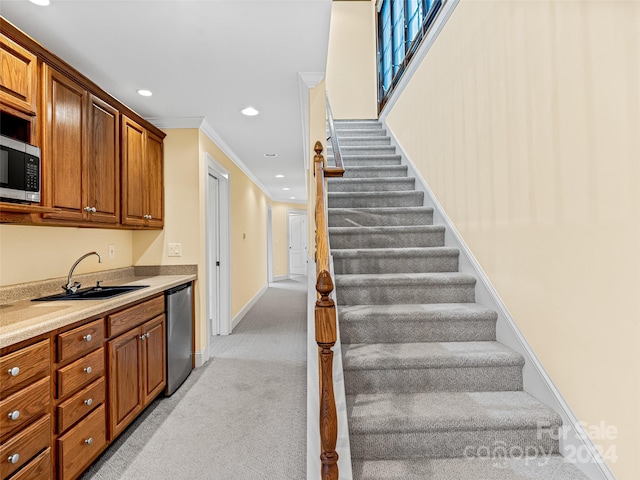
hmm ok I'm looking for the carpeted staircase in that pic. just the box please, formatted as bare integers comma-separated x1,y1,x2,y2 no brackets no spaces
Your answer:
326,120,589,480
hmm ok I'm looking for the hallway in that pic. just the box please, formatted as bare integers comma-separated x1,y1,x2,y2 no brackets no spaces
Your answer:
81,277,308,480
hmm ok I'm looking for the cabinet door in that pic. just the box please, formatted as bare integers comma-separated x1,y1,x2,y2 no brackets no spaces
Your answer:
144,131,164,228
107,328,141,439
42,65,86,221
141,315,166,405
85,95,119,224
0,33,37,115
120,116,146,226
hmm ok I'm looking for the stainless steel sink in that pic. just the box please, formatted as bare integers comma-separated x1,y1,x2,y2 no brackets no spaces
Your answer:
32,285,149,301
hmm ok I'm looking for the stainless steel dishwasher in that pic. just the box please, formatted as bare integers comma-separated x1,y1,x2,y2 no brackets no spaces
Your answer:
165,282,193,395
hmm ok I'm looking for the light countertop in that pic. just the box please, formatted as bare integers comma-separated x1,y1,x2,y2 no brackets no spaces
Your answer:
0,274,196,349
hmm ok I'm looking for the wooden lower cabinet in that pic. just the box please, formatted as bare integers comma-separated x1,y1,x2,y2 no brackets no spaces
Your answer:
57,405,106,480
9,448,51,480
108,314,166,440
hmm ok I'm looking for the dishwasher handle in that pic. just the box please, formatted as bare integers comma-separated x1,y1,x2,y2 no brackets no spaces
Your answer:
166,283,191,296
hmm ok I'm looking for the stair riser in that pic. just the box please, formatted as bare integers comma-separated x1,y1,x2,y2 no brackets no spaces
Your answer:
333,254,458,275
328,179,415,193
328,192,424,208
328,210,433,227
350,429,560,460
330,230,444,248
340,320,496,344
336,283,475,305
338,157,402,167
334,122,382,129
332,128,386,136
329,146,396,155
344,366,523,395
342,167,408,179
339,137,391,146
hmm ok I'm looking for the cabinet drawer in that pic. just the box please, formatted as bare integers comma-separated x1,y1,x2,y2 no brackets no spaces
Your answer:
57,319,105,363
108,295,164,338
0,414,50,480
57,348,104,398
0,377,50,438
0,340,50,396
57,378,105,434
7,447,51,480
57,404,106,480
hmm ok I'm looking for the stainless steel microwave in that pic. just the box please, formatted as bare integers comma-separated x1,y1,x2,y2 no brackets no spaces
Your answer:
0,135,41,203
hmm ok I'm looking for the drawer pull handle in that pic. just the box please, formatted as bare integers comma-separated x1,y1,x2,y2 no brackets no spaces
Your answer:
83,334,93,342
85,438,93,445
84,366,93,374
7,453,19,464
7,367,19,377
7,410,19,421
84,398,93,406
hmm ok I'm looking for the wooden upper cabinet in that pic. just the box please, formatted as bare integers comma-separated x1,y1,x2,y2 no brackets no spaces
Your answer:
42,65,119,224
121,115,164,228
42,66,85,222
85,95,119,224
0,33,37,115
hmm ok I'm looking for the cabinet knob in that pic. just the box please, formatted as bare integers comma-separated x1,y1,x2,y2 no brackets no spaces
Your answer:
139,334,146,341
145,332,151,339
84,398,93,406
7,453,19,464
7,367,19,377
7,411,19,421
83,334,92,342
84,438,93,446
144,214,152,220
84,206,91,212
83,366,92,374
90,207,97,213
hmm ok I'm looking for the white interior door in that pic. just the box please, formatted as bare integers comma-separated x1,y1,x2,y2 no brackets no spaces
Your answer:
207,172,220,338
288,212,308,276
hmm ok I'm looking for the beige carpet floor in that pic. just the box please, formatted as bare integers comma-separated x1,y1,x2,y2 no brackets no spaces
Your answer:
81,276,307,480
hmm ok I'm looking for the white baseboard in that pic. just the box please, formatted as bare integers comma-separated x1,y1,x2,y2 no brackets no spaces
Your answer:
307,261,354,480
384,121,616,480
231,284,268,331
194,348,209,368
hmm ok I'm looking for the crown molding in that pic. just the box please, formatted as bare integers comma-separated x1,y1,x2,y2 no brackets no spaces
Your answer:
145,116,274,201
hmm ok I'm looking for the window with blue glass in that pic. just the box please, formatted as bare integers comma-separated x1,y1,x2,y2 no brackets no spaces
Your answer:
377,0,443,111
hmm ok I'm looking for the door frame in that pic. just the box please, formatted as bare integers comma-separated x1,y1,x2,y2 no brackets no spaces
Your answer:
287,209,308,277
267,205,274,283
205,154,231,349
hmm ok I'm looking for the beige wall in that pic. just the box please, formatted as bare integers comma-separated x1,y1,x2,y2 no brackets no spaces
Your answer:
0,225,133,286
309,80,328,251
326,1,377,120
385,1,640,477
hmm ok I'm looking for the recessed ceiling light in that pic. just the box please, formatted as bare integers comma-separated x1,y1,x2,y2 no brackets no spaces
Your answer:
275,174,284,178
290,196,296,200
264,153,278,158
137,89,153,97
241,107,259,116
282,188,290,191
29,0,50,5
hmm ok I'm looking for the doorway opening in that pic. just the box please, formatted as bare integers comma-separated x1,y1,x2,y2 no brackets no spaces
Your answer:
205,154,231,364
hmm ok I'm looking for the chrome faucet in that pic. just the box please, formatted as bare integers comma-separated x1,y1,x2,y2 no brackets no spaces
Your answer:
63,251,102,294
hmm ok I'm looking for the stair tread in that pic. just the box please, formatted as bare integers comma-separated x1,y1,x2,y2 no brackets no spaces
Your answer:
329,225,444,233
328,176,412,183
343,341,523,370
338,303,497,322
351,456,589,480
332,246,458,258
329,190,421,197
346,391,562,434
336,272,476,286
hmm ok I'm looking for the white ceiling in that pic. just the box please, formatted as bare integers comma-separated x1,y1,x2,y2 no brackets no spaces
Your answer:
1,0,333,203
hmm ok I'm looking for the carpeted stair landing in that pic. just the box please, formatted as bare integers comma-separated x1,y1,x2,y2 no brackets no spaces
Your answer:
327,120,588,479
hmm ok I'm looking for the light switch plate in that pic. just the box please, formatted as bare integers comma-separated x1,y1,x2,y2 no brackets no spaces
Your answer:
168,243,182,257
108,244,116,259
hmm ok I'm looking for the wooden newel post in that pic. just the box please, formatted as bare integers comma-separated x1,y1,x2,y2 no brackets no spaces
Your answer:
314,141,325,171
315,269,339,480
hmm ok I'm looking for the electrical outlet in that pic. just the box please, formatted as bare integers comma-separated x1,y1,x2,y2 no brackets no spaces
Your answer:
108,244,116,259
168,243,182,257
